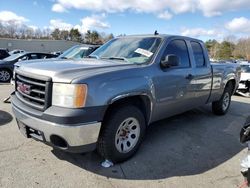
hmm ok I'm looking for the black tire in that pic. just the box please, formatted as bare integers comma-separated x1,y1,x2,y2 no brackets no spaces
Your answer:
212,83,233,115
97,105,146,163
0,69,12,83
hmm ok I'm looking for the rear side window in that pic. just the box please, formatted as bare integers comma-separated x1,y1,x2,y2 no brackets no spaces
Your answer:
163,40,190,68
191,42,206,67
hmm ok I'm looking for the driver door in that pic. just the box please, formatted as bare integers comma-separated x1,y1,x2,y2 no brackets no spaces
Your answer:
153,39,196,121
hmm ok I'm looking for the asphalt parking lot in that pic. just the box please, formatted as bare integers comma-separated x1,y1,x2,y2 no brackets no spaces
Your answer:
0,84,250,188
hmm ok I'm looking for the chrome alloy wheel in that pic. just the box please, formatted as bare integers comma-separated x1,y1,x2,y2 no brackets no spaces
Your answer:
0,70,10,82
115,117,140,153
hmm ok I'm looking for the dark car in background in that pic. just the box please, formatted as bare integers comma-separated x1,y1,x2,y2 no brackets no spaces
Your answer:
0,52,57,82
0,48,10,60
12,45,100,83
14,44,100,70
58,44,100,59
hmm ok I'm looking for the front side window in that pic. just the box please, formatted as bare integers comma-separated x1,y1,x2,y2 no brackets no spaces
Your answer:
162,40,190,68
191,42,206,67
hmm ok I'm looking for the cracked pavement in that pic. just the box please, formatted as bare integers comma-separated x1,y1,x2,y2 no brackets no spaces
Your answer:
0,84,250,188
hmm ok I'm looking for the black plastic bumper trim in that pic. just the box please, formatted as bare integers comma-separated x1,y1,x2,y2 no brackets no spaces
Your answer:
11,93,107,125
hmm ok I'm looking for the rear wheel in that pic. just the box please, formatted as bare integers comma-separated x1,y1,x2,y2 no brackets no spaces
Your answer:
97,105,146,163
212,83,233,115
0,69,11,82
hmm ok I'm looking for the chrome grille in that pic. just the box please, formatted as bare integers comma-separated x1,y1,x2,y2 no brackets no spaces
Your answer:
15,73,52,111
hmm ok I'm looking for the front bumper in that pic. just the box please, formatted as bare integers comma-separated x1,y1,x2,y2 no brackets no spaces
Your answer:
12,97,102,153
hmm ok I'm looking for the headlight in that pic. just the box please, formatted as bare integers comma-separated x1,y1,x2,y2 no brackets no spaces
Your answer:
52,83,88,108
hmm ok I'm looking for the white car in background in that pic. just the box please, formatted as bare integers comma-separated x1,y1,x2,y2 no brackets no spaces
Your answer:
237,63,250,97
9,49,25,55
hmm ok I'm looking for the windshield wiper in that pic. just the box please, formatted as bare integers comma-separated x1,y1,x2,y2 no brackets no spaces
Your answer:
59,57,68,59
102,56,129,63
88,55,100,59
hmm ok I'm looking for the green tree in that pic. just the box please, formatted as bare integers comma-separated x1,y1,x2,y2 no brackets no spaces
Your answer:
213,43,221,60
91,30,100,44
205,39,219,59
60,30,69,40
84,30,102,44
69,28,81,42
217,41,234,59
85,30,92,44
205,39,218,58
205,39,217,52
51,28,60,40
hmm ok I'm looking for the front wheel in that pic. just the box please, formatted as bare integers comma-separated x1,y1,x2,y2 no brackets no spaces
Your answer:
97,105,146,163
212,83,233,115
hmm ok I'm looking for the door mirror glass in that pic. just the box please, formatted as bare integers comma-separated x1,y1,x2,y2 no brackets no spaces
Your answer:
161,54,180,68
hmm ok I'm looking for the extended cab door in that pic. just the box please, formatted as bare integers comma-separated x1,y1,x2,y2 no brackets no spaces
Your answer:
152,39,197,121
188,41,212,105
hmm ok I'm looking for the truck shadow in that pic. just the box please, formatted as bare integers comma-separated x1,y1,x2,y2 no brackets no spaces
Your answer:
52,100,249,180
0,110,13,126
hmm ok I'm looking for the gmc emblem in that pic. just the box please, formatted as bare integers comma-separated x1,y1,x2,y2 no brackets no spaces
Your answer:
17,82,31,95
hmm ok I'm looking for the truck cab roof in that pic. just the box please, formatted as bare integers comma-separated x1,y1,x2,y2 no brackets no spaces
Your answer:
117,34,204,43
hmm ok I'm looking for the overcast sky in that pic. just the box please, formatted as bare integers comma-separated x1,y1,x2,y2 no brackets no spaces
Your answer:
0,0,250,41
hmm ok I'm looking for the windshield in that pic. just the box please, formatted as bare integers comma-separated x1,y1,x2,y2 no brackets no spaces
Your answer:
59,45,91,59
241,64,250,73
3,53,23,61
90,37,162,64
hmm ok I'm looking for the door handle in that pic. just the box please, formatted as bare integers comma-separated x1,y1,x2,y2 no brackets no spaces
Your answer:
186,74,194,80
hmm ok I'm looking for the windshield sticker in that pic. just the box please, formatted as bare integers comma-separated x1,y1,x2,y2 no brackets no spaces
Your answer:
135,48,153,57
80,47,89,50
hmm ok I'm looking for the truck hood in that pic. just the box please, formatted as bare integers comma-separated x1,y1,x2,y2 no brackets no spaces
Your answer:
17,58,137,83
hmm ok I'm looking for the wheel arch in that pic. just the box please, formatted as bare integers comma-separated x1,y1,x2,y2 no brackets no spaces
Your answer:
103,94,152,126
0,67,12,73
225,79,236,94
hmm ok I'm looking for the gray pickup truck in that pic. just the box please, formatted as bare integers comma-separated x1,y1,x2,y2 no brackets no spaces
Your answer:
11,34,241,163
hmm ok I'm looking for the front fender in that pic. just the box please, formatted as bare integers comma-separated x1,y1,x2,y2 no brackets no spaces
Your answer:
86,76,155,107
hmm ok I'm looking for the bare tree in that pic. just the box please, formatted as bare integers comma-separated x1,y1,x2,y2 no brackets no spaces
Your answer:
5,21,17,38
233,38,250,60
0,23,6,36
26,28,34,39
34,28,42,39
